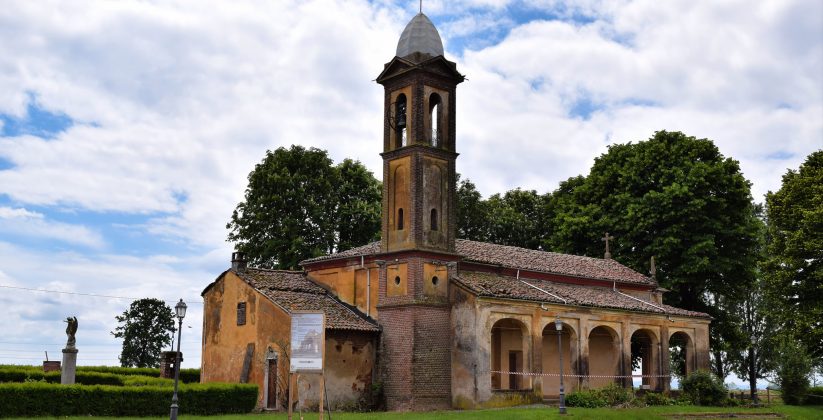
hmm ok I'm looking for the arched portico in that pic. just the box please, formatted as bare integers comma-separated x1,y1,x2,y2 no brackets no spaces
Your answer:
490,318,531,390
630,328,661,390
669,331,694,384
541,321,577,396
588,325,620,389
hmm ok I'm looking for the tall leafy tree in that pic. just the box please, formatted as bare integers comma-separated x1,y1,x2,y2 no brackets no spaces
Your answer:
227,145,381,269
763,150,823,361
334,158,382,252
112,298,175,368
545,131,761,375
485,189,550,249
456,176,490,242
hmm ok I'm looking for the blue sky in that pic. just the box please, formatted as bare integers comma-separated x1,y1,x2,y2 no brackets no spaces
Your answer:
0,1,821,387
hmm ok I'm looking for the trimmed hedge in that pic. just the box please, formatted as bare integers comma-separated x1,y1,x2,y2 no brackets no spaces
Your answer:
0,365,200,384
0,368,124,386
0,382,257,416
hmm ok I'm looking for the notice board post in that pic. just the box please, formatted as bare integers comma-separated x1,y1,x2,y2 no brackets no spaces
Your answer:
287,312,325,420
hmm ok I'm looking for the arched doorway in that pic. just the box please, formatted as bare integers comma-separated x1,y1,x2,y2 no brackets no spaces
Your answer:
669,331,693,386
588,326,620,388
542,322,576,396
491,318,529,390
630,329,660,390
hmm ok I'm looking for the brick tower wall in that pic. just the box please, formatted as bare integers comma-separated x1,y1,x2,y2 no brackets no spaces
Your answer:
379,305,452,411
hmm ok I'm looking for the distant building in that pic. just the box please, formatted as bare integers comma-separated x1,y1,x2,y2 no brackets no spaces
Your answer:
200,12,710,411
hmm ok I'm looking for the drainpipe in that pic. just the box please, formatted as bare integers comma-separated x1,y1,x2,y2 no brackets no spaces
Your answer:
519,270,567,304
362,255,370,317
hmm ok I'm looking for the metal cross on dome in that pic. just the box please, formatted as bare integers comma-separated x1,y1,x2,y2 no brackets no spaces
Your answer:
601,232,615,259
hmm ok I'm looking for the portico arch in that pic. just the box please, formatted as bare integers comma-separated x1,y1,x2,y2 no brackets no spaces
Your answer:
491,318,530,390
588,325,620,388
669,331,694,381
542,321,577,396
630,329,660,390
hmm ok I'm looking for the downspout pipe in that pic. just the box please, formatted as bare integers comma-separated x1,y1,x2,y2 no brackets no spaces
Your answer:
362,255,370,317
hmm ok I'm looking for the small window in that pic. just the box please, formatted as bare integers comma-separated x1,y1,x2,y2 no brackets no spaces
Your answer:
430,208,438,231
432,276,439,286
237,302,247,326
397,208,404,230
394,276,401,285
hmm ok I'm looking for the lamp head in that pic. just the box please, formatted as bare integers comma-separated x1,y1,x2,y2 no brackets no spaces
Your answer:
554,317,562,331
175,299,187,320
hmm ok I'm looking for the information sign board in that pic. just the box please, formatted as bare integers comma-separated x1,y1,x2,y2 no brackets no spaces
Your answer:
289,312,324,372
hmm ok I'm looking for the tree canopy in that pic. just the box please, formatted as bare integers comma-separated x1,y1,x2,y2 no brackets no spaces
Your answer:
112,298,175,368
763,150,823,361
456,131,762,378
227,145,381,269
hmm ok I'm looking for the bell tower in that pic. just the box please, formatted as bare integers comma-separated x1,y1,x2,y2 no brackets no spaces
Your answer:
376,13,464,254
374,13,464,411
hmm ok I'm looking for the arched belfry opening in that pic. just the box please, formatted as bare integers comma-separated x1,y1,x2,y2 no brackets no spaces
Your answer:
429,92,441,147
395,94,407,148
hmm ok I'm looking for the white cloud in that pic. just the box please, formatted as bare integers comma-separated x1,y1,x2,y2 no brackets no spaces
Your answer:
0,206,105,248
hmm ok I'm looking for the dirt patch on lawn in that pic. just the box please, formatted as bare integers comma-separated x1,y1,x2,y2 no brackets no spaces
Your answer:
664,413,782,419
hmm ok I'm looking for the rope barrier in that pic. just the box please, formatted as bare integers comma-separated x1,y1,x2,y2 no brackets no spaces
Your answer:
488,370,672,379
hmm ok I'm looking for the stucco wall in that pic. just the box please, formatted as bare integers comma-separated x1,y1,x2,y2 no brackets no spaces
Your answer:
201,272,377,410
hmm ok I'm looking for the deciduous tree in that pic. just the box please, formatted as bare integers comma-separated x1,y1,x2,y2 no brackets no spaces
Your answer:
545,131,762,375
763,150,823,361
227,146,381,269
112,298,175,368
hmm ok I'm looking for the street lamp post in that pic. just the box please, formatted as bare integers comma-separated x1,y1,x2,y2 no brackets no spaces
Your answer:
169,299,187,420
555,317,566,415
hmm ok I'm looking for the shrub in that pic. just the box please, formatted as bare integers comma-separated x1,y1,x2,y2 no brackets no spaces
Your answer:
0,382,257,416
680,370,727,406
122,375,173,387
0,365,201,384
565,390,607,408
598,382,633,406
774,339,812,405
805,386,823,405
643,391,671,406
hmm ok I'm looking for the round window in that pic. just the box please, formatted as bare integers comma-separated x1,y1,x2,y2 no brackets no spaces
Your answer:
432,276,439,286
394,276,401,285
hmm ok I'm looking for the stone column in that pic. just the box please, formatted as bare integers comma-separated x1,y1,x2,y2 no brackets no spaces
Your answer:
660,325,670,392
61,348,78,385
578,317,590,390
531,309,543,397
620,322,632,388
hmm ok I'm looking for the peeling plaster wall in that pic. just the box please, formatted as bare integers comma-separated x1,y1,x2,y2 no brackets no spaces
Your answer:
201,272,377,410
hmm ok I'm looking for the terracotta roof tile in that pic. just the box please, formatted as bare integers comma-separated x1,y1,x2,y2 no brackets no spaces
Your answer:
302,240,654,286
454,271,709,318
234,269,379,332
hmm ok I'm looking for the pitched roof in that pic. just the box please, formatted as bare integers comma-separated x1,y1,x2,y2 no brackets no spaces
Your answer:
302,239,654,286
233,268,379,332
454,271,710,319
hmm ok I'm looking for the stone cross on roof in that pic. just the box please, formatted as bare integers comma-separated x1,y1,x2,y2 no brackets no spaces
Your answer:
601,232,615,259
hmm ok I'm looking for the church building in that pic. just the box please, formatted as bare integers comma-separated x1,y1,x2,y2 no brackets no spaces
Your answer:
200,12,711,411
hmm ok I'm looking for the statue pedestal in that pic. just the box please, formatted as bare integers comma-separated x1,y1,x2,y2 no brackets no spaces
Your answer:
61,348,78,385
160,351,183,379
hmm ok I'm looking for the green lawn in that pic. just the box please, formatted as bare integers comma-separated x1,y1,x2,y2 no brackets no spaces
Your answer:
15,405,822,420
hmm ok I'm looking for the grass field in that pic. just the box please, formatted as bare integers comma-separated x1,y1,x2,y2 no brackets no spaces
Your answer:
16,404,822,420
